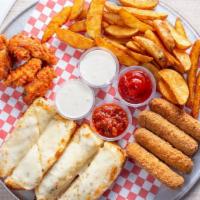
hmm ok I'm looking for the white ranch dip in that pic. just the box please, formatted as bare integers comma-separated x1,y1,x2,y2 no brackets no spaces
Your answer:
55,79,94,119
79,49,118,87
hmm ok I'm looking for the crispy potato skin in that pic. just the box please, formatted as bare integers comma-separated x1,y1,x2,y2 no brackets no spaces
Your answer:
95,37,138,66
138,110,198,156
69,20,86,32
69,0,85,20
126,143,184,189
153,20,175,53
56,28,94,49
192,72,200,118
158,69,189,105
150,98,200,142
134,36,167,68
158,80,178,104
119,0,158,10
42,6,71,43
135,128,193,173
86,0,106,38
187,40,200,106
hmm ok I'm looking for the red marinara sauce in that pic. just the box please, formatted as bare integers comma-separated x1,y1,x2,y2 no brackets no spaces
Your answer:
118,69,152,104
92,103,128,138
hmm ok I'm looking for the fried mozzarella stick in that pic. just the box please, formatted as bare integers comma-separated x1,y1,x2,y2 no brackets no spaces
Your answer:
135,128,193,173
150,98,200,142
126,143,184,189
138,110,198,156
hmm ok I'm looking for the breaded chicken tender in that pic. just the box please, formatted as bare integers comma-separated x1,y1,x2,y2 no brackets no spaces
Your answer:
4,58,42,87
138,110,198,156
150,98,200,142
135,128,193,173
126,143,184,189
0,35,12,80
8,33,57,65
23,66,56,104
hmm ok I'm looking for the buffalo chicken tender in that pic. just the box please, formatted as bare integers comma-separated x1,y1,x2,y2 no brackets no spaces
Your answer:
138,110,198,156
0,98,56,178
4,58,42,87
59,142,126,200
36,124,103,200
5,115,76,190
150,98,200,142
23,66,56,105
8,33,57,65
0,35,12,80
126,143,184,189
135,128,193,173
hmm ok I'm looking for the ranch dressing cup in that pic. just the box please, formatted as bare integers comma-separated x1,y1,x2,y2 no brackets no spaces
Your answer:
55,79,95,120
78,47,119,88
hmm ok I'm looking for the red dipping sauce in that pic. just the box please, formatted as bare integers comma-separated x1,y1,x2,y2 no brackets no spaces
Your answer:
92,103,128,138
118,69,153,104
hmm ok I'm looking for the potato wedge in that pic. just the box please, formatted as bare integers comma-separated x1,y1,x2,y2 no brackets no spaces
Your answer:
134,36,167,68
105,36,130,44
128,51,153,63
144,29,185,73
187,40,200,106
153,20,175,52
175,18,187,39
158,79,178,104
159,69,189,105
105,2,167,20
77,5,88,20
119,9,153,32
69,0,85,20
103,12,125,26
42,6,71,43
102,21,109,28
126,41,146,53
105,25,138,38
95,37,138,66
119,0,158,10
69,20,86,32
192,72,200,118
166,21,192,50
173,49,191,72
56,28,94,49
143,63,160,82
86,0,106,38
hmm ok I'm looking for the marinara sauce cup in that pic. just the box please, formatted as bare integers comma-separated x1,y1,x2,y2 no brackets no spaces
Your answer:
90,100,132,141
116,66,156,108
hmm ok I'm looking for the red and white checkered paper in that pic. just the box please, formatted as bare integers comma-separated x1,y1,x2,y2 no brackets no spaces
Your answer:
0,0,162,199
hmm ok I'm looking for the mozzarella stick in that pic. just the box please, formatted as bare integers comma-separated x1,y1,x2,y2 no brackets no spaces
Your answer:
135,128,193,173
150,98,200,142
138,110,198,156
126,143,184,189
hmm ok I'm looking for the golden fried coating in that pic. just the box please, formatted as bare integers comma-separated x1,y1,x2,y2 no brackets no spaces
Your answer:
135,128,193,173
0,35,12,80
23,66,56,104
150,98,200,142
138,110,198,156
126,143,184,189
8,33,57,65
4,58,42,87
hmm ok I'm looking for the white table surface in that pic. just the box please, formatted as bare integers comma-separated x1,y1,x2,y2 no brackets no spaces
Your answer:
0,0,200,199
